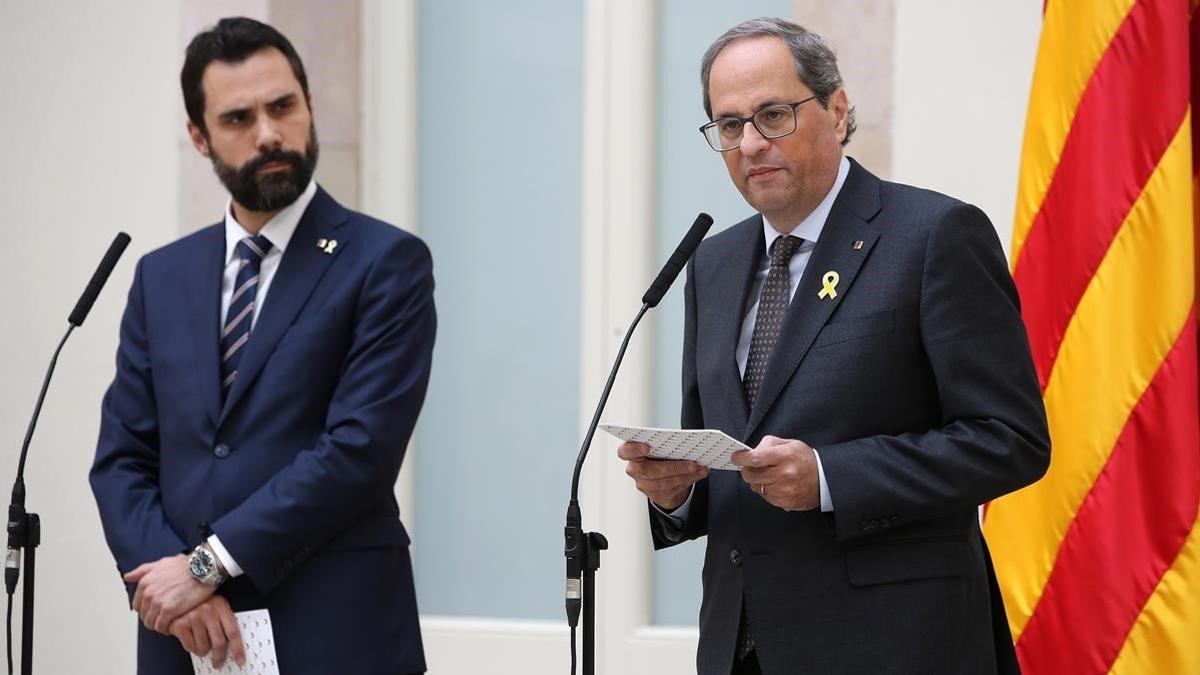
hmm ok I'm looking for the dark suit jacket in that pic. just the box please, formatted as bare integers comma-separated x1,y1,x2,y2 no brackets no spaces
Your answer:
90,187,435,674
651,160,1049,675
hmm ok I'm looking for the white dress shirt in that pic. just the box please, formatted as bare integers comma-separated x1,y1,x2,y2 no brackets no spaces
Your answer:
207,180,317,577
661,156,850,524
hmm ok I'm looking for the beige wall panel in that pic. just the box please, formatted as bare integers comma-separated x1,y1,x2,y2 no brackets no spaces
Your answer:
792,0,894,177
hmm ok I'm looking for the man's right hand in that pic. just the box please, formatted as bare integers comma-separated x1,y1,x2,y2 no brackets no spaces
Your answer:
617,442,709,510
169,595,246,670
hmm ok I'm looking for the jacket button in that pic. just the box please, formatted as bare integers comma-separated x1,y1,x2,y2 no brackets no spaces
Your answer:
729,548,742,567
213,444,230,458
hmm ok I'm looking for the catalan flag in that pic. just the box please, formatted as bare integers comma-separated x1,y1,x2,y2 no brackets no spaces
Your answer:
982,0,1200,672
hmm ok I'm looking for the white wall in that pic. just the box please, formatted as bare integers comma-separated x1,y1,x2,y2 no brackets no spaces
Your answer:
893,1,1043,260
0,1,180,672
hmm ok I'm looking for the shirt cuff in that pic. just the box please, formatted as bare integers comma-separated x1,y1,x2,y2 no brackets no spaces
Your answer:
812,448,834,512
651,485,695,526
207,535,244,578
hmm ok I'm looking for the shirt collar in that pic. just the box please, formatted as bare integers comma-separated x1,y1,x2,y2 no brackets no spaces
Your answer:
761,155,851,255
223,180,318,264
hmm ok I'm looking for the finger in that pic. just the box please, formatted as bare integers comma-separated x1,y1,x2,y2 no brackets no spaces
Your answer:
154,607,177,635
637,472,704,497
218,604,246,667
206,615,229,670
627,459,700,480
123,563,151,583
172,622,197,655
616,442,652,460
192,620,212,657
729,449,759,467
739,464,772,482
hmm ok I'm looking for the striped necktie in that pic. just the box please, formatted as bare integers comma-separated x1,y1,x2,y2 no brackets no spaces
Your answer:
220,235,273,396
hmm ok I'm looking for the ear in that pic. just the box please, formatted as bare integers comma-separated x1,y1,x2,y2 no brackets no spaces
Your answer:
186,120,211,158
829,88,850,143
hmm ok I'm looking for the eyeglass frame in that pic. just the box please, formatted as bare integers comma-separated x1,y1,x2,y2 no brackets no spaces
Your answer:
698,95,819,152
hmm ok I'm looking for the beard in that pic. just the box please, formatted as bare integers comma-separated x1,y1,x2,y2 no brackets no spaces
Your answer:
209,125,320,212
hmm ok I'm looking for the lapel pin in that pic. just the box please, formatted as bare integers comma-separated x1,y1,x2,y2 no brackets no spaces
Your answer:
853,240,863,250
316,238,338,255
818,271,840,300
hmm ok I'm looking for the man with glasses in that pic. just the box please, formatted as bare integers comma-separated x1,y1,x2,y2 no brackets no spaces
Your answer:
617,17,1048,675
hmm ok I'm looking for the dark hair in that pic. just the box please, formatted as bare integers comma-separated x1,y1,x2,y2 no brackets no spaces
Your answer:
701,17,856,146
181,17,310,134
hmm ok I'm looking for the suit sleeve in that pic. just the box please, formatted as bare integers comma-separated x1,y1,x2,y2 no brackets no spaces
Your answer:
210,235,436,594
90,259,188,580
819,202,1050,541
649,258,709,549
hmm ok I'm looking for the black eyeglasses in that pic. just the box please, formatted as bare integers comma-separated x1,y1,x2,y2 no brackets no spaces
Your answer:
699,96,818,152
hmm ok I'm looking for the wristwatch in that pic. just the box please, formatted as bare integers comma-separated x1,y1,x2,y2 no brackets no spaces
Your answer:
187,543,229,586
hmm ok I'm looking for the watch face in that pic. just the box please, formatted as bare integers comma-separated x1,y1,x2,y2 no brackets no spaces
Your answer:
189,548,213,578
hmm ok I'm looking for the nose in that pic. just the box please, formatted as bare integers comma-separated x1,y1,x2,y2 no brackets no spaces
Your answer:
254,114,283,152
738,121,769,157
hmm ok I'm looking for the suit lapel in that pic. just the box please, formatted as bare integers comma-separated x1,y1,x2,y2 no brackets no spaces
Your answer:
187,225,226,427
744,160,883,439
711,218,765,426
218,188,351,425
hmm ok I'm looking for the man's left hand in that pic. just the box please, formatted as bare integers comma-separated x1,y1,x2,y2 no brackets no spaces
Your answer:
731,435,820,511
125,554,216,634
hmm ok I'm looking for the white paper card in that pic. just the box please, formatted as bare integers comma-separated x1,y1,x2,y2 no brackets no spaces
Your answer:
190,609,280,675
600,423,749,470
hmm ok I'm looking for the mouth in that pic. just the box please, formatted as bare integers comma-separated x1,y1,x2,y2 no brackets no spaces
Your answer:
257,161,293,174
747,167,781,181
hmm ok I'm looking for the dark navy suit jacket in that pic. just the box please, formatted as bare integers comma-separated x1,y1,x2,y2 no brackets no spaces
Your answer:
91,187,435,674
652,160,1050,675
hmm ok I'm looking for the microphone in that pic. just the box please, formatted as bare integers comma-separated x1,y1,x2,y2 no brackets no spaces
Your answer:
68,233,131,327
563,214,713,674
641,213,713,308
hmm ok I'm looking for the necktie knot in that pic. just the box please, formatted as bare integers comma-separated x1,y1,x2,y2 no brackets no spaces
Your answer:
769,235,803,267
236,235,273,263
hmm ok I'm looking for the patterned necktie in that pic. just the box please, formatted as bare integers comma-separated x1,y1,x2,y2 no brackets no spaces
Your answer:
742,234,804,408
220,235,273,397
736,233,803,662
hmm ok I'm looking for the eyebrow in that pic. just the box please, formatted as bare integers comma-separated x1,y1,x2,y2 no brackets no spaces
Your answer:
713,100,788,119
216,106,251,123
267,93,298,108
215,93,298,122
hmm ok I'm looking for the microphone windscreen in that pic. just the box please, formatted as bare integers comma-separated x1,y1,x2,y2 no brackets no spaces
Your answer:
69,232,132,327
641,213,713,308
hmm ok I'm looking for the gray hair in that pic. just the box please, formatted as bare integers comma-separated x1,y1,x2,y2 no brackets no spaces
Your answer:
700,17,856,146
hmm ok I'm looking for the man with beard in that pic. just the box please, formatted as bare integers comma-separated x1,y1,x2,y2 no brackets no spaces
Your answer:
90,17,434,674
617,18,1049,675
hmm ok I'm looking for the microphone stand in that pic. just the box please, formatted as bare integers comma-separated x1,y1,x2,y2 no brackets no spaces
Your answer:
564,302,650,675
7,324,74,675
6,230,128,675
562,212,711,675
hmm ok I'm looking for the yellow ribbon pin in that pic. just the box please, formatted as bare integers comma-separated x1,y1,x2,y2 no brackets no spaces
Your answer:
818,271,840,300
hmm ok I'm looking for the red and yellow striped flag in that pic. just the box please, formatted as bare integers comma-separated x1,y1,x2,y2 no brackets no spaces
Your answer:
983,0,1200,672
